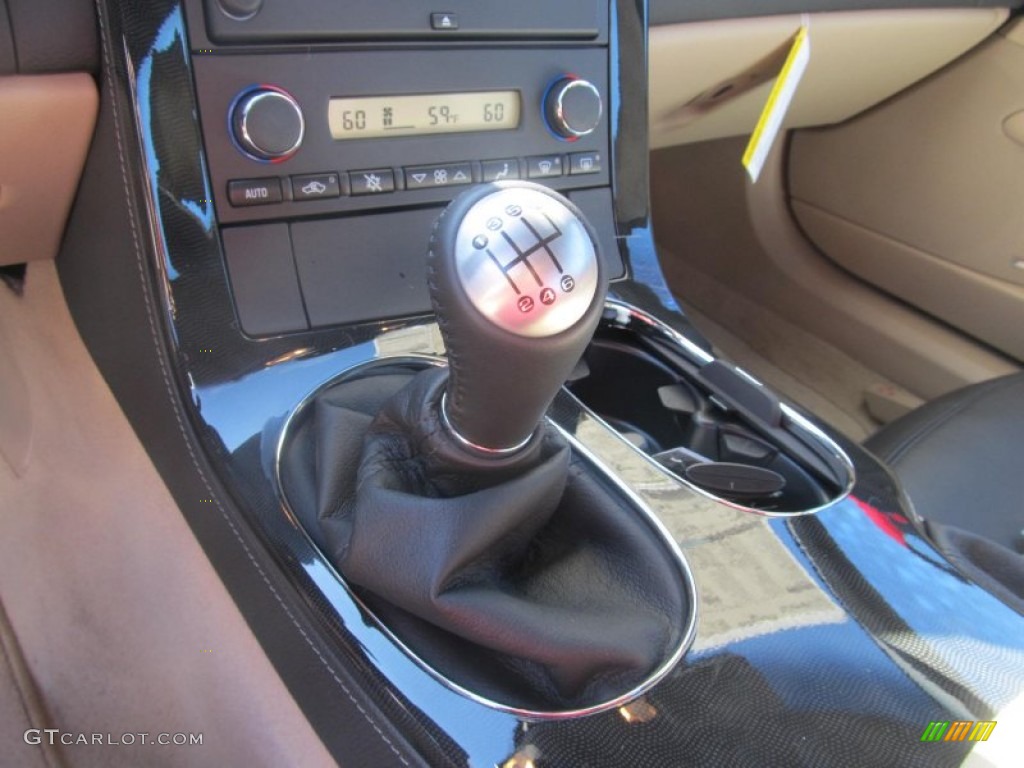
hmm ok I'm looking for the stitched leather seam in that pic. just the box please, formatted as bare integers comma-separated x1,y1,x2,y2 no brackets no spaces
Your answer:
427,210,467,415
95,3,411,763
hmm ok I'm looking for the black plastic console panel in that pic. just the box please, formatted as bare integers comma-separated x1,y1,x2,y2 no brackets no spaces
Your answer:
200,0,606,44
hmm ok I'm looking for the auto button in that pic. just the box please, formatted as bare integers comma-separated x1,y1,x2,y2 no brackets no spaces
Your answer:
227,177,282,207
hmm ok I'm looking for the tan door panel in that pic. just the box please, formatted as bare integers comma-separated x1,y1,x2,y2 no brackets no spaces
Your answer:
649,8,1007,149
790,20,1024,361
0,73,98,266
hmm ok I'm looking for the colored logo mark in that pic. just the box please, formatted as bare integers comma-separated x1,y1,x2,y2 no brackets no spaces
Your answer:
920,721,996,742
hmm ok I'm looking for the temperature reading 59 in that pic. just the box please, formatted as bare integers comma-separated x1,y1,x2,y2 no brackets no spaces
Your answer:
428,106,458,125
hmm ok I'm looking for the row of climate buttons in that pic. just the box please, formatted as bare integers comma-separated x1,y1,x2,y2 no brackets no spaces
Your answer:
227,152,602,207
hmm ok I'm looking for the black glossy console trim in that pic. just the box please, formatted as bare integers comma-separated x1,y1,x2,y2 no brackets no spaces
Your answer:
650,0,1023,26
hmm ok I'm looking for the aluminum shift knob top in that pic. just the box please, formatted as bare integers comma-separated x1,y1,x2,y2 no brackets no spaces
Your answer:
429,181,607,454
452,186,600,338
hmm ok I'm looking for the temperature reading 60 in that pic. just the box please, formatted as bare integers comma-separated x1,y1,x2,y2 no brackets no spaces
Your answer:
483,102,505,123
340,109,367,131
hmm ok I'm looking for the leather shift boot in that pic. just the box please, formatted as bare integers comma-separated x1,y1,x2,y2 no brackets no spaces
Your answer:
281,365,690,711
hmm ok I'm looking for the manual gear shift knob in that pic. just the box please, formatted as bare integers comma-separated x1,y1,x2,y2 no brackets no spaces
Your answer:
428,181,607,453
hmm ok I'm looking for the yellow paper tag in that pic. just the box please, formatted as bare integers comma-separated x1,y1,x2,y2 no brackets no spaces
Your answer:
742,23,811,182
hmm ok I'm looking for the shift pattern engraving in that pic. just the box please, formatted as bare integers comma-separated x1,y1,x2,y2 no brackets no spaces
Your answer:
454,186,597,337
482,213,566,301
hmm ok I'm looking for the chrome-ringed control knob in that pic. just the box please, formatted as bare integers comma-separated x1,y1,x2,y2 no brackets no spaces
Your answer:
544,77,603,140
230,86,305,162
429,181,607,453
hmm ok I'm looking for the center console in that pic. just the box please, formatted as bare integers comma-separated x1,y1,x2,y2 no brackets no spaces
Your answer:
188,0,621,335
67,0,1024,765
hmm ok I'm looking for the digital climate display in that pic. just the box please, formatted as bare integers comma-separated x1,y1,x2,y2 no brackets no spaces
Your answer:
328,91,521,140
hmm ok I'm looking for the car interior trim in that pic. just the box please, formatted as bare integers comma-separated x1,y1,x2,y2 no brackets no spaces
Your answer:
649,0,1023,26
0,73,98,266
649,7,1009,148
789,19,1024,359
651,137,1020,402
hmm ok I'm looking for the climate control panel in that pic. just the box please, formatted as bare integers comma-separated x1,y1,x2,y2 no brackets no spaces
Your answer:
192,48,610,224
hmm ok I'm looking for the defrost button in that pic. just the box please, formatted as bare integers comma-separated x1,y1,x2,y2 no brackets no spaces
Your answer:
526,155,564,179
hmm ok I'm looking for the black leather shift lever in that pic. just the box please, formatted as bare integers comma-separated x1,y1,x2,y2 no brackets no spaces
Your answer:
428,181,607,452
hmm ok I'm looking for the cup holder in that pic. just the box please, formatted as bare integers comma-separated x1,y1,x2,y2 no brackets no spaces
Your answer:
567,303,855,514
